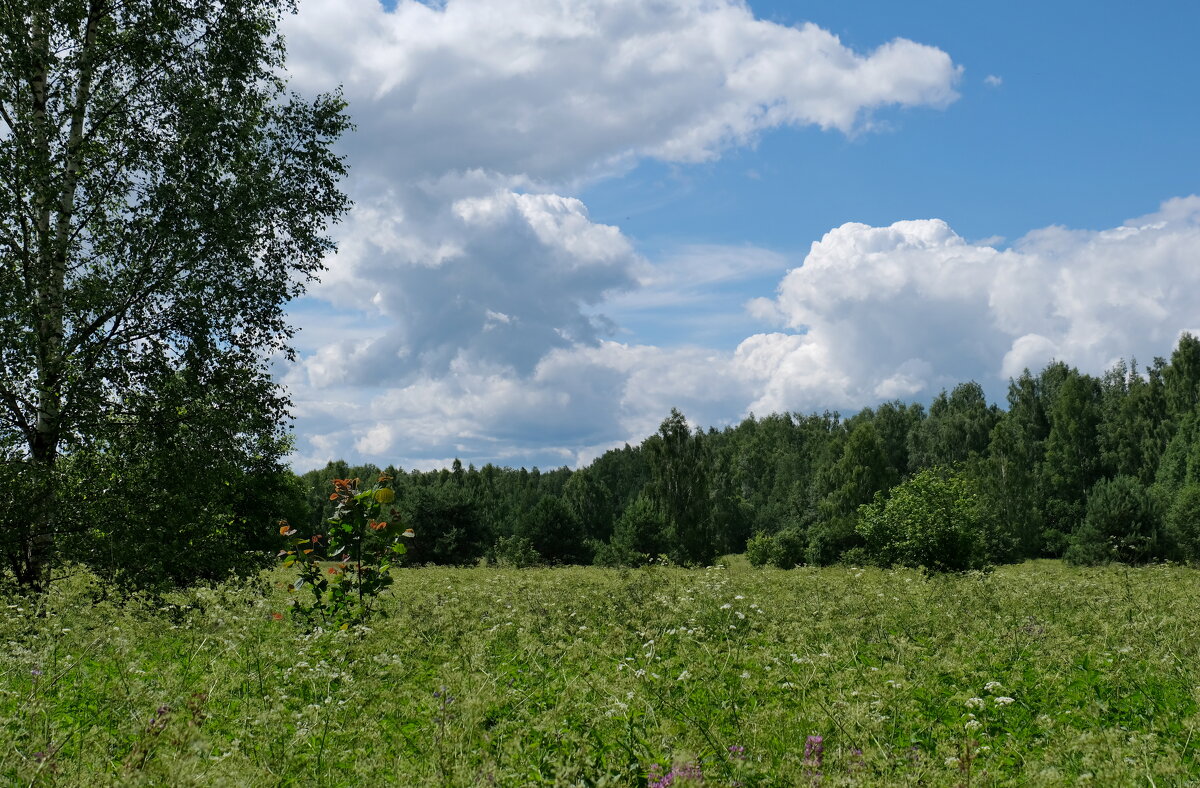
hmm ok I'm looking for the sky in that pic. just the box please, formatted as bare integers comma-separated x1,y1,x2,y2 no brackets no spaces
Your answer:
275,0,1200,473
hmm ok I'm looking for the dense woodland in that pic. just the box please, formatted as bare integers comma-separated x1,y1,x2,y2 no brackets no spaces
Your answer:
293,334,1200,573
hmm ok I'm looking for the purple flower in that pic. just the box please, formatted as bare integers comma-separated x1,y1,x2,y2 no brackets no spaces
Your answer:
648,761,703,787
804,736,824,781
804,735,824,764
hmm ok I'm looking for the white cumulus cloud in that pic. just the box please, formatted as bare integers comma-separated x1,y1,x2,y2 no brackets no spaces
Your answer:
284,0,961,182
739,197,1200,415
277,0,965,468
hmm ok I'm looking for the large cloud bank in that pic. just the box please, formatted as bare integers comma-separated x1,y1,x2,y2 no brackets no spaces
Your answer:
274,1,1199,471
739,197,1200,416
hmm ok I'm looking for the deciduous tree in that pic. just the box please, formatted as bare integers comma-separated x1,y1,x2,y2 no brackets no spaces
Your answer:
0,0,350,587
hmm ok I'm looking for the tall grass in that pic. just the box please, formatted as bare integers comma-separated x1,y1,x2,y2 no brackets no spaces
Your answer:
3,560,1199,785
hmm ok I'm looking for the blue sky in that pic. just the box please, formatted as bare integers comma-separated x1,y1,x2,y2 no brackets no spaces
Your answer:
277,0,1200,472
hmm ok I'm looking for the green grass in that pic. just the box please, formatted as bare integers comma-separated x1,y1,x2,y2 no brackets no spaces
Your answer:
4,560,1200,786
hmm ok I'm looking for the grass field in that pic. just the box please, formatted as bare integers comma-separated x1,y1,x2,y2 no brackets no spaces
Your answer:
4,559,1200,786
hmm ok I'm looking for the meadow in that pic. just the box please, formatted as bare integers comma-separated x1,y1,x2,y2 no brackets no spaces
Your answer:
4,560,1200,786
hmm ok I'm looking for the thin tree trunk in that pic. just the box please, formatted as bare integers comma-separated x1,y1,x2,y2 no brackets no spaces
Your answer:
22,1,103,590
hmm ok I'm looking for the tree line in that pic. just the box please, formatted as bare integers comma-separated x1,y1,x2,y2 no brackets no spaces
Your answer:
296,334,1200,572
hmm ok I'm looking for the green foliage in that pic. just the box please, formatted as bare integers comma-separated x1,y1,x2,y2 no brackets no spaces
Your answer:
645,409,717,566
856,466,991,572
744,532,774,567
773,527,807,568
744,527,806,569
0,0,350,588
595,494,665,567
984,370,1049,557
514,494,587,564
282,474,412,629
405,483,488,566
806,421,892,565
1167,483,1200,563
1040,371,1105,543
561,471,615,544
1164,332,1200,420
491,535,541,568
1065,475,1163,566
907,382,998,472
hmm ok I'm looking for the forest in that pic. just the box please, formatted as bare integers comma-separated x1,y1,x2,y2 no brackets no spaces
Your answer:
292,333,1200,574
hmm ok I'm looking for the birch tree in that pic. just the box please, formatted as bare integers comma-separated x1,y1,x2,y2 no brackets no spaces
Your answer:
0,0,349,588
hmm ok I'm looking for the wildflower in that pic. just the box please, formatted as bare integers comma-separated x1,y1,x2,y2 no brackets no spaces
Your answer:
983,681,1003,693
804,735,824,776
728,744,746,760
994,696,1015,706
965,697,985,709
964,719,981,731
945,756,961,767
648,761,703,788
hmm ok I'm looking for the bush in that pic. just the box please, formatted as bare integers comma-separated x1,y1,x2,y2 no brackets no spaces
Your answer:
745,528,807,569
492,535,541,568
804,517,862,566
856,466,989,572
1167,483,1200,562
745,532,774,568
1066,475,1163,565
770,528,807,568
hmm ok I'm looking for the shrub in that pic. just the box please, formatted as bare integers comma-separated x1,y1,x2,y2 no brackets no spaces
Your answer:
280,473,413,628
770,527,807,568
745,532,775,568
1066,475,1163,565
492,535,541,568
1167,483,1200,562
744,528,806,569
856,466,989,572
